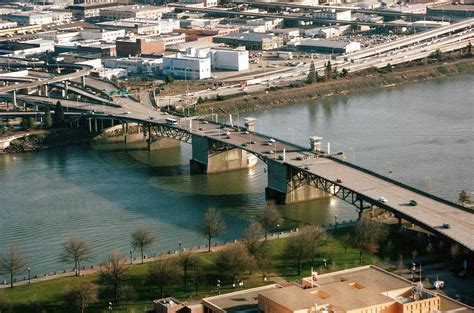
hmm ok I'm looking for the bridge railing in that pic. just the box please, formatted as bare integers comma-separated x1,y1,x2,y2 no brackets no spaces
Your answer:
328,155,472,213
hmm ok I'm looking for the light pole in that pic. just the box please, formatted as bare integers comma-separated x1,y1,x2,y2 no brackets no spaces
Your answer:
217,279,221,295
386,162,393,175
239,279,244,291
27,267,31,284
349,147,355,163
277,223,280,238
129,250,133,265
425,177,432,192
178,241,182,255
334,215,338,229
323,259,327,267
108,301,112,313
184,67,190,95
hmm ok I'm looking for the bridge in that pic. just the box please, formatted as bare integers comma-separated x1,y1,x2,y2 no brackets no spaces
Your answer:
1,93,473,253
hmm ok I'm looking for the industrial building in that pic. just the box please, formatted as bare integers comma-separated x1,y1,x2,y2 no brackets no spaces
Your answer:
312,9,352,21
97,18,179,35
427,5,474,19
103,57,162,75
296,39,361,54
68,2,121,19
115,36,166,57
208,48,249,71
162,53,211,80
213,32,284,50
4,12,53,26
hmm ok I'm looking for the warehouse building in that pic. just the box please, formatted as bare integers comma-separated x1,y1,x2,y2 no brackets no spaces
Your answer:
213,32,283,50
99,5,170,21
4,12,53,26
115,36,166,57
296,39,360,54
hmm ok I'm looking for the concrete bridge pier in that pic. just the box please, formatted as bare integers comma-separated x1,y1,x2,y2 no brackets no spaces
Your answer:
265,160,329,204
88,118,92,133
12,90,17,109
190,134,256,174
63,80,69,99
81,76,86,88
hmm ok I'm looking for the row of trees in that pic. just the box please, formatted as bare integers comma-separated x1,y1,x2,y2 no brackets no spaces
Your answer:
307,61,349,84
17,101,65,131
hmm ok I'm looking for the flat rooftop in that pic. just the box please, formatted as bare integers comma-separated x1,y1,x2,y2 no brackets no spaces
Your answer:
429,5,474,12
203,284,281,313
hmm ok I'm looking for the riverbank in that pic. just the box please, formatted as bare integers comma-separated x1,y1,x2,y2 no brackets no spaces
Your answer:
3,128,93,153
196,58,474,115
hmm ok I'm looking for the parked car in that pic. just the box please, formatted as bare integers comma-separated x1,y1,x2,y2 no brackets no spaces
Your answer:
409,200,418,206
378,197,388,203
442,223,450,229
336,178,343,183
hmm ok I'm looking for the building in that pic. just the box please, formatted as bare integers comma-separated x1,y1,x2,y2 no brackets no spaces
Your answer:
81,28,125,42
208,48,249,71
162,53,211,80
213,32,283,50
68,3,121,19
51,10,73,23
312,9,352,21
97,18,179,35
4,12,53,26
0,20,18,29
103,57,162,75
115,36,166,57
0,39,54,56
202,266,474,313
178,0,218,7
297,39,360,54
304,26,349,39
99,5,170,21
427,5,474,19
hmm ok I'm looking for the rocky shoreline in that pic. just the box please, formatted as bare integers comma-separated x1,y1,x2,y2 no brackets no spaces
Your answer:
196,59,474,115
3,129,94,154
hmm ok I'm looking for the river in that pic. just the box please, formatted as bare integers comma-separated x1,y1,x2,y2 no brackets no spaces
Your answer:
0,75,472,280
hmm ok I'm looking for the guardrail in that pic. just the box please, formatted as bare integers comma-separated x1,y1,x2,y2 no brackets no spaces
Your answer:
328,155,471,213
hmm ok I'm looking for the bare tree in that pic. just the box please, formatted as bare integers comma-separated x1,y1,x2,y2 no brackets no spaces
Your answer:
199,208,226,252
118,284,136,311
99,250,129,302
61,236,92,276
215,244,255,281
178,252,199,289
0,244,27,288
257,207,282,240
283,231,308,276
242,222,264,257
340,233,353,256
146,259,179,298
62,281,98,313
131,226,156,264
302,225,326,266
353,220,388,264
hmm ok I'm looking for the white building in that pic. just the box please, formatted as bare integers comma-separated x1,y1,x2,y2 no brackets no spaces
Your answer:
100,5,170,21
0,20,18,29
162,53,211,80
312,9,352,21
208,48,249,71
38,31,81,43
5,12,53,26
81,28,126,42
103,57,162,75
51,10,73,23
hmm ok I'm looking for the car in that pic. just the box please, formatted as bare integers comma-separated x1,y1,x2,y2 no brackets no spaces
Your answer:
336,178,342,183
225,135,231,139
123,111,131,115
296,156,303,161
198,127,203,131
202,121,209,124
250,140,256,144
268,138,276,143
409,200,418,206
304,165,310,170
242,131,250,135
241,143,247,147
149,116,154,120
223,131,230,136
442,223,450,229
378,197,388,204
277,155,284,160
219,125,226,129
265,150,274,154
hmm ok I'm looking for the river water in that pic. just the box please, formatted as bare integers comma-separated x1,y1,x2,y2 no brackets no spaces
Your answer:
0,75,472,279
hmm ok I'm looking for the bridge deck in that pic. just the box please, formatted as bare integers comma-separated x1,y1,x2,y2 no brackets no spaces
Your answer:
4,82,473,252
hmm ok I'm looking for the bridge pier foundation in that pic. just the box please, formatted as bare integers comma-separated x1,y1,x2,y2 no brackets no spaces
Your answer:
265,160,329,204
12,90,16,109
94,118,98,133
190,134,257,174
88,118,92,133
81,76,86,88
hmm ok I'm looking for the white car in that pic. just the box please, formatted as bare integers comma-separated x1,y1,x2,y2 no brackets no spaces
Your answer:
378,197,388,204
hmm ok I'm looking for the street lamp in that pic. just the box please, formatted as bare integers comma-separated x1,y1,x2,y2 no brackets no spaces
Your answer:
27,267,31,284
184,67,190,95
349,147,355,163
334,215,338,229
277,223,281,238
323,259,327,267
178,241,182,255
425,177,432,192
108,301,112,313
129,250,133,265
239,279,244,290
217,279,221,294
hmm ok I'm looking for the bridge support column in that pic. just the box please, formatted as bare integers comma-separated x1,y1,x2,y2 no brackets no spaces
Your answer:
12,90,17,109
88,118,92,133
81,76,86,88
64,80,69,99
265,160,329,204
94,118,98,133
190,134,257,174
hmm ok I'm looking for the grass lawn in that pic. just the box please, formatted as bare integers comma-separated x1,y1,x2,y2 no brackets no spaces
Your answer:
3,229,382,313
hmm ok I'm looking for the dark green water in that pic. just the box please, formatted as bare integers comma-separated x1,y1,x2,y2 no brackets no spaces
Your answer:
0,75,472,279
